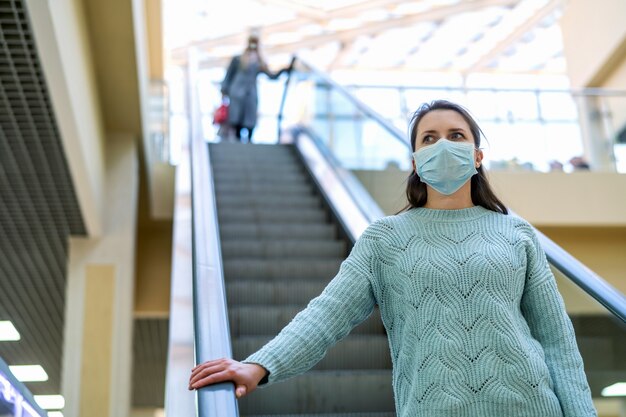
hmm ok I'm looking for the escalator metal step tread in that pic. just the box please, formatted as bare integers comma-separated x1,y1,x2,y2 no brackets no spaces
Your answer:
221,240,346,259
218,208,327,224
226,280,329,305
237,370,394,414
210,143,394,414
229,306,385,336
215,183,314,197
234,335,391,370
223,259,342,280
244,413,396,417
219,223,336,239
216,193,321,204
214,176,310,185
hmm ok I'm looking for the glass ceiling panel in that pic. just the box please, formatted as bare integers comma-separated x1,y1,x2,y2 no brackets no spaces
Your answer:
166,0,569,78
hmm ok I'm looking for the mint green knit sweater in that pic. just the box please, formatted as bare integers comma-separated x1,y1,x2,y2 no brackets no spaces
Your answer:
243,205,597,417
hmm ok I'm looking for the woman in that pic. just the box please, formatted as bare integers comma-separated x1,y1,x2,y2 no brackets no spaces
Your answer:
221,34,287,142
189,100,597,416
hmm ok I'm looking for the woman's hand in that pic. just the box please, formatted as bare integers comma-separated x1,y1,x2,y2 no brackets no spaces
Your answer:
188,358,268,398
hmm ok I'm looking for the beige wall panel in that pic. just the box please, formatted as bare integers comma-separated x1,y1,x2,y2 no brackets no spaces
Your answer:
81,0,142,134
80,264,115,417
145,0,163,79
135,226,172,316
560,0,626,87
353,169,626,226
539,226,626,296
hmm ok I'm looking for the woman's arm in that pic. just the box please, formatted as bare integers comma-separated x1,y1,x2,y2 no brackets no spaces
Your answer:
259,60,287,80
519,226,597,417
188,221,383,393
240,221,383,386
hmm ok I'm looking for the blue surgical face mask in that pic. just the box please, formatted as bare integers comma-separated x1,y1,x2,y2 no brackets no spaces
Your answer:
412,138,478,195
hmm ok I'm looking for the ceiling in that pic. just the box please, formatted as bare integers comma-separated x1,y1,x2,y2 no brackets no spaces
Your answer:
168,0,566,76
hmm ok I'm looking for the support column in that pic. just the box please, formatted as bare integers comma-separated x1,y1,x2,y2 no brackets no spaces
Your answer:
576,95,617,171
62,135,139,417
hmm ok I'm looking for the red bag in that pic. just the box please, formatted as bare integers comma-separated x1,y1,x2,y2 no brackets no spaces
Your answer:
213,103,229,125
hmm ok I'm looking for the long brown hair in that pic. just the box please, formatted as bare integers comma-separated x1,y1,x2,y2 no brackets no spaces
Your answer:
401,100,508,215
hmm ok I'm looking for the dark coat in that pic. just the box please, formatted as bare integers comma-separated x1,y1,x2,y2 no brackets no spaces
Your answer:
221,55,283,129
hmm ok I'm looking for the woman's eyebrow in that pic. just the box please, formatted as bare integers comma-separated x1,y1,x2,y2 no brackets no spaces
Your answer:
419,128,466,135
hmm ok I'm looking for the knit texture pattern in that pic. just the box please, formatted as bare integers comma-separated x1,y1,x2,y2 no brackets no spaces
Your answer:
243,206,597,417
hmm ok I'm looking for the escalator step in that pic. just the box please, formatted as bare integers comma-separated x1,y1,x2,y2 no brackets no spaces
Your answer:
214,177,311,188
244,413,396,417
237,370,394,414
226,280,329,305
229,306,384,336
211,164,304,174
234,335,391,370
214,184,315,196
210,143,394,415
223,259,342,280
213,171,311,184
216,194,321,209
221,240,346,259
220,223,336,240
218,208,327,224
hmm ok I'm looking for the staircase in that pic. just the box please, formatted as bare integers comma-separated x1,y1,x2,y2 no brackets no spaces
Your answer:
209,142,395,416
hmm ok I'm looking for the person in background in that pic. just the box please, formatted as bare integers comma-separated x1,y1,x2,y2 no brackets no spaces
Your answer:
549,160,564,172
220,33,288,143
569,156,591,171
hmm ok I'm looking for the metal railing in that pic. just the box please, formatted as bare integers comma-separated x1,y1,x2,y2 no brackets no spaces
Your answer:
278,58,626,172
279,56,626,323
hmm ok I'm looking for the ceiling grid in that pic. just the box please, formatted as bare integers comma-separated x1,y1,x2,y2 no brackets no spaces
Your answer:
172,0,566,76
0,0,86,398
132,318,169,408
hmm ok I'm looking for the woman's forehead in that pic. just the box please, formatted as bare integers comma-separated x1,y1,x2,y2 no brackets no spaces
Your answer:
417,110,470,132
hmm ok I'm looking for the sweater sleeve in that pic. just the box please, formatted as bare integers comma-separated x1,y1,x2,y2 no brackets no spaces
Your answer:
519,225,597,417
241,221,381,387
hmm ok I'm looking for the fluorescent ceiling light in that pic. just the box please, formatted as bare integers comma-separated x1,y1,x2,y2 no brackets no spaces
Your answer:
602,382,626,397
0,321,20,341
34,395,65,410
48,412,64,417
9,365,48,382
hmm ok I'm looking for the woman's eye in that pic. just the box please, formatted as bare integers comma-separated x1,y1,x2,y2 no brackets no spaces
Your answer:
423,135,436,143
449,132,465,140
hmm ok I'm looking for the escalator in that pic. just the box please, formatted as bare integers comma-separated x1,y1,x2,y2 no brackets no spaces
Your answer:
210,142,394,415
166,56,626,417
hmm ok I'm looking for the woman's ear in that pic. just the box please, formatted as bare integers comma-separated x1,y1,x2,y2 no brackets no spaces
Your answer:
475,148,484,168
412,158,417,174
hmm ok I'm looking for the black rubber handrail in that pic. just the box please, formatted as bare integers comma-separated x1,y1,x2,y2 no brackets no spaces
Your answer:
188,53,239,417
277,55,626,324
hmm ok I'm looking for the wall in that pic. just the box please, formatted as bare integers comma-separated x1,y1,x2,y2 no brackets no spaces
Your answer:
353,170,626,226
559,0,626,88
26,0,106,236
560,0,626,150
352,169,626,297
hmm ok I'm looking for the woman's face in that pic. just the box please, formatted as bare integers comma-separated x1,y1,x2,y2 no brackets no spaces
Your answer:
413,109,483,172
414,109,475,151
